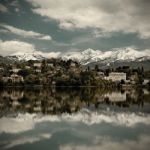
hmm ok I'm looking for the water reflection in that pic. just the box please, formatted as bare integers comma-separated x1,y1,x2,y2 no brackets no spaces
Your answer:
0,87,150,150
0,109,150,150
0,87,150,115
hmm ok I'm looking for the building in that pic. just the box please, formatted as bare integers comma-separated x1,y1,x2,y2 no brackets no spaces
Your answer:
97,71,105,78
2,74,24,83
25,66,31,69
35,69,41,73
70,62,76,67
33,63,42,73
47,63,54,67
11,68,21,73
105,72,126,82
33,63,42,68
10,74,24,83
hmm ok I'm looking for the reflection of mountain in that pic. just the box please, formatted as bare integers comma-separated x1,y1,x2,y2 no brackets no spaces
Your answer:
0,88,149,115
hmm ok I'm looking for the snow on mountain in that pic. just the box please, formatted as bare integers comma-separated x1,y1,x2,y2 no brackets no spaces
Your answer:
7,51,60,61
61,48,150,65
7,48,150,65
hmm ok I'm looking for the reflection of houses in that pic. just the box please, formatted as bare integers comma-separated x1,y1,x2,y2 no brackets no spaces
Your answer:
2,77,10,83
126,89,138,100
104,92,126,102
143,89,149,95
12,100,20,107
33,100,42,112
129,74,138,84
1,90,24,108
10,91,24,100
0,87,149,114
105,72,126,82
0,67,4,71
2,91,24,100
143,79,149,85
0,68,4,75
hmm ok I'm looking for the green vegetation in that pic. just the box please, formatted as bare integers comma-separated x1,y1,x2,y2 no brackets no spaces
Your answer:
0,59,149,87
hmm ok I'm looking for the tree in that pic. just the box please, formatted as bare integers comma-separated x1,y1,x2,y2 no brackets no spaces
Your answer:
87,66,90,71
120,79,125,84
41,59,48,73
0,76,4,86
95,65,99,71
18,69,30,78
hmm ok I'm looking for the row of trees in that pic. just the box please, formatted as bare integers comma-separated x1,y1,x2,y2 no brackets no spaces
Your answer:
55,71,117,87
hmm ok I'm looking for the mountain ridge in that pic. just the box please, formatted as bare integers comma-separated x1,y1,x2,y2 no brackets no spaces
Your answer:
61,48,150,65
2,48,150,67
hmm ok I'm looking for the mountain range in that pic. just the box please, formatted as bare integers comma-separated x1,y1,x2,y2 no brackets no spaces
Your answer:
1,48,150,69
61,48,150,65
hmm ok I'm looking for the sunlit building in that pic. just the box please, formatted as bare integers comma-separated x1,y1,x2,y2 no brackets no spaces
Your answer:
105,72,126,82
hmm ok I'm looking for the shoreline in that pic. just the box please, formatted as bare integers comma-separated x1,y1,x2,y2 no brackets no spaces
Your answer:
0,84,148,89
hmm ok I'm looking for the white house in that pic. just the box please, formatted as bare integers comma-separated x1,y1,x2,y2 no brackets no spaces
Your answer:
97,71,105,78
11,68,21,73
25,66,31,69
35,69,41,73
47,63,54,67
34,63,42,68
10,74,24,83
2,74,24,83
105,72,126,82
70,62,76,67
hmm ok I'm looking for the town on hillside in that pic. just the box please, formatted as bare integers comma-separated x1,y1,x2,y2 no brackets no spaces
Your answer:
0,58,150,87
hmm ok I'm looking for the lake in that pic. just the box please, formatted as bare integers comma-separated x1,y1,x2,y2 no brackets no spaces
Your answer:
0,87,150,150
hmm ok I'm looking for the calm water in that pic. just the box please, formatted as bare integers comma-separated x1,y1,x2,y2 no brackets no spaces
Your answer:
0,87,150,150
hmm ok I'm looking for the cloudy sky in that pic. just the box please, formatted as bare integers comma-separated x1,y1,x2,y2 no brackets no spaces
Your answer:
0,0,150,56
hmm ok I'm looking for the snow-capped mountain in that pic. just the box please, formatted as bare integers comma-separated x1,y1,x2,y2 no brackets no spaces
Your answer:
61,48,150,65
6,48,150,66
6,51,60,61
7,52,45,61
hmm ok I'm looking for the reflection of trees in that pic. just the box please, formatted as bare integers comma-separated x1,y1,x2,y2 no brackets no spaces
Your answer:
0,87,149,114
126,88,144,107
